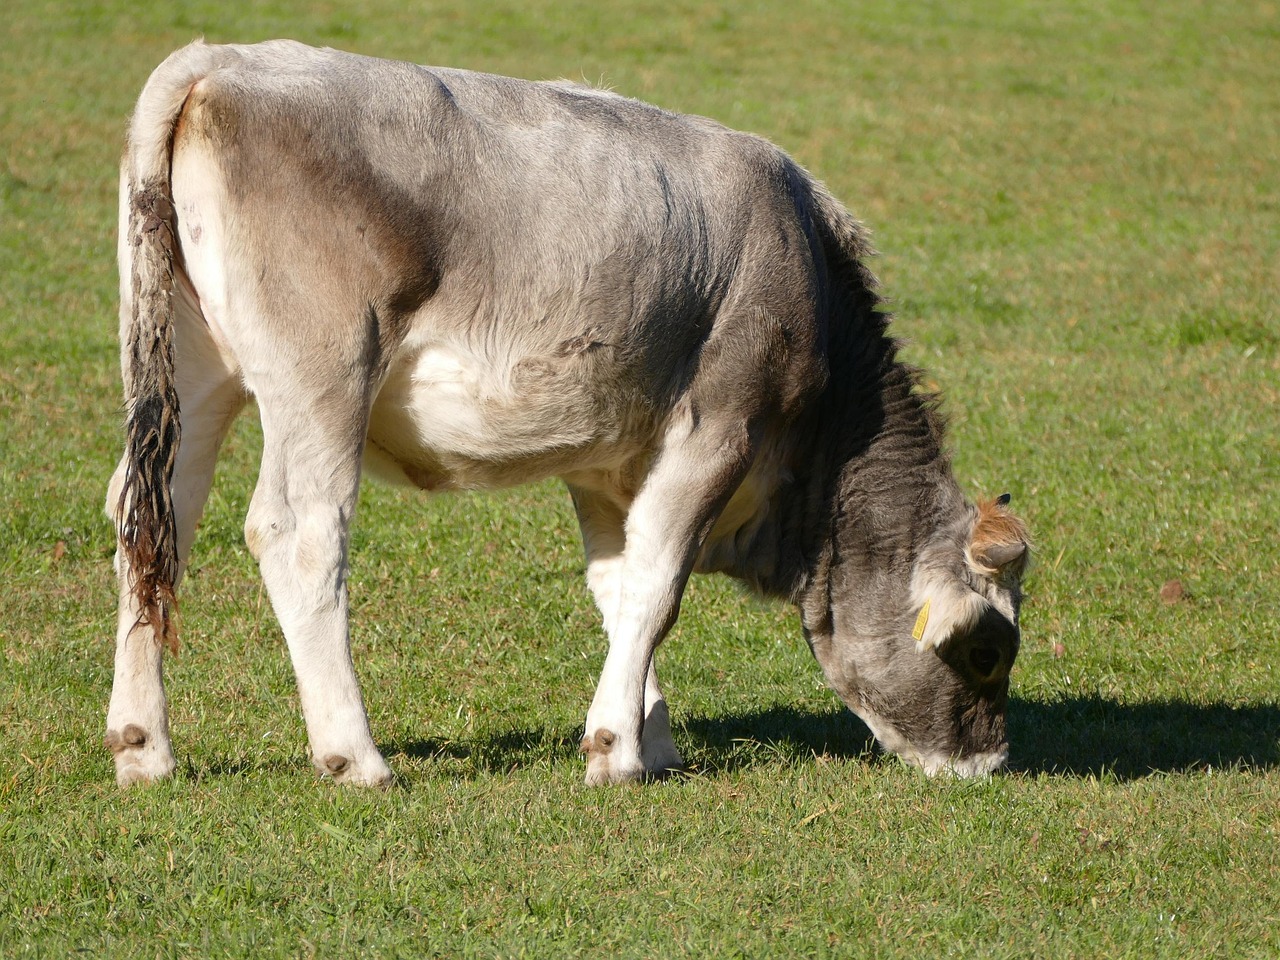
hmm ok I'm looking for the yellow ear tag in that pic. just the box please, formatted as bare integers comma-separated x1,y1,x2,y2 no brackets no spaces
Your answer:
912,599,931,643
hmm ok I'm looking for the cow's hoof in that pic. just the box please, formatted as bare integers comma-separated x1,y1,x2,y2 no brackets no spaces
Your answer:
581,730,645,785
641,742,685,779
316,751,394,788
105,726,176,787
640,704,684,776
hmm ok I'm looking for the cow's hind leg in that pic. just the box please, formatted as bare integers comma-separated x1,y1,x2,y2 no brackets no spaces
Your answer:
106,293,245,786
244,375,391,787
570,487,683,777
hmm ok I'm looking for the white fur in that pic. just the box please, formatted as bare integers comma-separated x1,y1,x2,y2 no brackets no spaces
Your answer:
582,485,688,783
909,565,988,653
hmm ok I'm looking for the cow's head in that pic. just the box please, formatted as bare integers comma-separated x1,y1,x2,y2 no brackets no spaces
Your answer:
803,495,1030,776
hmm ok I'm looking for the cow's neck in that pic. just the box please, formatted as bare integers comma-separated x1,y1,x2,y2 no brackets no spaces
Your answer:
716,313,963,613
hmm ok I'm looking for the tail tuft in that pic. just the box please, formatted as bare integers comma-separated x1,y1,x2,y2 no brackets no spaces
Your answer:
118,182,182,653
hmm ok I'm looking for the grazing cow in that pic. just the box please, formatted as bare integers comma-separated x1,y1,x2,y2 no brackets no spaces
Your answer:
106,40,1030,788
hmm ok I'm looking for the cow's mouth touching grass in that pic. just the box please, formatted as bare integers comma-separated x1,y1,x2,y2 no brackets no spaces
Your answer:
851,702,1010,778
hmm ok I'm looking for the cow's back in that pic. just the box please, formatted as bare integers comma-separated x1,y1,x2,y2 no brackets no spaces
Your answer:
169,41,829,490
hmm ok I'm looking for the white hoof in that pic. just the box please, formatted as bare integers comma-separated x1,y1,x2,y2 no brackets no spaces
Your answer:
581,729,646,785
106,725,177,787
316,749,394,787
640,701,684,776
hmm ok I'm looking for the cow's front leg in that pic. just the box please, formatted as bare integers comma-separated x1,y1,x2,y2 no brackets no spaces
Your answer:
640,661,683,775
571,485,684,781
579,519,712,784
580,414,752,785
581,656,682,781
246,392,392,788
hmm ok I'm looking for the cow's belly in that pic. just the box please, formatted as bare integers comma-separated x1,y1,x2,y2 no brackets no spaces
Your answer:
365,339,651,491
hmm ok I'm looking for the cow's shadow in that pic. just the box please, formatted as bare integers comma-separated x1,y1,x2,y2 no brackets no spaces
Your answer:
1005,695,1280,779
388,696,1280,782
389,727,569,776
681,696,1280,780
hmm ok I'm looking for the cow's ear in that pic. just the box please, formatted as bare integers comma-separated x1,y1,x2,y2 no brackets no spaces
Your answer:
967,495,1030,579
910,578,986,652
909,497,1030,652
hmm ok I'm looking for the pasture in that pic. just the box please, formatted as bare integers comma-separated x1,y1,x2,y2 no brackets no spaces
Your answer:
2,0,1277,956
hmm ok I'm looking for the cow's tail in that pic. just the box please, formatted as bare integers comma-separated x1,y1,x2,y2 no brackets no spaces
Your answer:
116,41,223,653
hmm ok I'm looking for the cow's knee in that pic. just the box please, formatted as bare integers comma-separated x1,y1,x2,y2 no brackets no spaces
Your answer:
244,486,291,563
243,506,273,563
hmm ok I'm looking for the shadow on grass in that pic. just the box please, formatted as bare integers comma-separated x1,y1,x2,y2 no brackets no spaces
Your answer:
385,706,880,779
678,704,879,774
681,697,1280,780
388,727,577,777
682,697,1280,780
1008,695,1280,779
387,696,1280,782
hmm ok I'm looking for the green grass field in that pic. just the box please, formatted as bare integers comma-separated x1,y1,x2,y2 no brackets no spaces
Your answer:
2,1,1278,956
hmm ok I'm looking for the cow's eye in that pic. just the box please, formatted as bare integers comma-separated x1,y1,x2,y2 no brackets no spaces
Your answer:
968,646,1001,678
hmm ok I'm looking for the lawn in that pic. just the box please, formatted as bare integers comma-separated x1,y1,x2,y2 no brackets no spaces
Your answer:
2,1,1278,956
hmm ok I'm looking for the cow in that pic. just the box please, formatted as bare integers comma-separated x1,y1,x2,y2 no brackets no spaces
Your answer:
105,40,1030,788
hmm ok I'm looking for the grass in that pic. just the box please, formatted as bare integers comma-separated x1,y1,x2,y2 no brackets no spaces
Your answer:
2,0,1278,956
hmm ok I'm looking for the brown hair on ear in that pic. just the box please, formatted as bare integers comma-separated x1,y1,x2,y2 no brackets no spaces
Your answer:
969,496,1031,575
